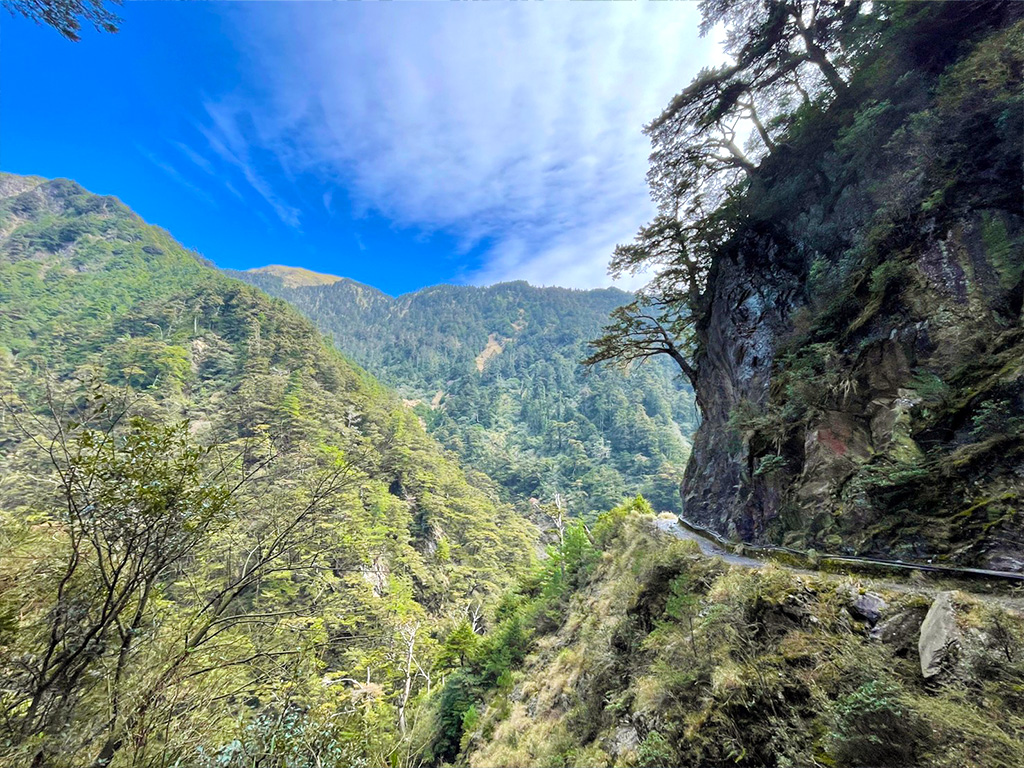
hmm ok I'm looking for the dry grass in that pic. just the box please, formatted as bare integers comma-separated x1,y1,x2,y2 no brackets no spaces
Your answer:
463,514,1024,768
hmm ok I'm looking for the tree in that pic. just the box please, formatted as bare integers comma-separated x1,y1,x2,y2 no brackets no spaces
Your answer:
699,0,859,96
2,0,121,41
439,620,480,670
0,395,355,767
585,299,697,390
590,1,869,389
645,1,863,226
646,65,760,221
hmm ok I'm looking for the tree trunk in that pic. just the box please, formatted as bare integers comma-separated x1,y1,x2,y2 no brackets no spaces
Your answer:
397,624,418,736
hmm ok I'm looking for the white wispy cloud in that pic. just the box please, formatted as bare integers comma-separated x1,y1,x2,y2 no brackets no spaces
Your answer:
206,1,720,288
174,140,216,176
137,145,217,207
197,101,303,228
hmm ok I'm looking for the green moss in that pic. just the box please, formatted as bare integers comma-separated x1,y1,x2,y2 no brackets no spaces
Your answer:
981,210,1023,291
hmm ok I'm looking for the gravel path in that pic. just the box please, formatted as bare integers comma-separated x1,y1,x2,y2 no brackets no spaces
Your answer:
652,515,1024,613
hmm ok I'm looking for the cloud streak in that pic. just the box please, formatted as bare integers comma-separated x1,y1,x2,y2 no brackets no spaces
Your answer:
137,145,217,208
207,1,719,288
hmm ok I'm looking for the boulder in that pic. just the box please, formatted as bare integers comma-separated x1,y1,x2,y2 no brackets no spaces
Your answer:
871,606,927,656
918,591,960,679
848,591,888,625
605,724,639,758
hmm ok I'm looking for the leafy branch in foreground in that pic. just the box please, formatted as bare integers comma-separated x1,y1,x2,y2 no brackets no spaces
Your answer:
2,0,121,41
0,393,355,767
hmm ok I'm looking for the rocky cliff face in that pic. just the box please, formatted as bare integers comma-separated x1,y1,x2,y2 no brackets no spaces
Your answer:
681,11,1024,570
682,233,803,541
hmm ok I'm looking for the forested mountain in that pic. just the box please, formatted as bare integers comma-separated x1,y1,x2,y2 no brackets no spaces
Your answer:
0,173,535,766
231,269,697,517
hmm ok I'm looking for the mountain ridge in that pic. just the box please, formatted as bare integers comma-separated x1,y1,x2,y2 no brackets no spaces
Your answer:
244,263,634,301
231,267,698,518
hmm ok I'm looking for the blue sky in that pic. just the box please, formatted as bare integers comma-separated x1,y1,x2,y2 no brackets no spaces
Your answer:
1,1,719,295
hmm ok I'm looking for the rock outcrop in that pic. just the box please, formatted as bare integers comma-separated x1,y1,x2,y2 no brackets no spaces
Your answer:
682,233,803,540
918,592,960,679
872,606,929,656
847,590,888,626
679,10,1024,569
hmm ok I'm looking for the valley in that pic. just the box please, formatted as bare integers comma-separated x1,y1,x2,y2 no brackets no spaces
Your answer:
232,267,698,520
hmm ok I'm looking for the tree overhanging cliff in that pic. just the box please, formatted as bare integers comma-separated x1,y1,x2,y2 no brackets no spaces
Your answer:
592,1,1024,569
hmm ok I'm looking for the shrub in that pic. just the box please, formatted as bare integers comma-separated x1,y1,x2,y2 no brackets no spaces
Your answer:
831,680,928,767
593,495,653,549
636,730,677,768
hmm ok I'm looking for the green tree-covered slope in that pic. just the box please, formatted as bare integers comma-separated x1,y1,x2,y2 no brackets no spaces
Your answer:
0,173,535,766
231,269,698,517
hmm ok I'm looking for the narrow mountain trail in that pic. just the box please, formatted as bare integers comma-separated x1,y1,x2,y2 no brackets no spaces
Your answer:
653,516,1024,613
654,516,765,568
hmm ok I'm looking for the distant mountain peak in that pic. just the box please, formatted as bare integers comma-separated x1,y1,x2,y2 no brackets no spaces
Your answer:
247,264,343,288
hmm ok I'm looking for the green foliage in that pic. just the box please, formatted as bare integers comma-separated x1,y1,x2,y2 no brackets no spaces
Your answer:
831,680,927,767
664,572,700,623
0,173,536,766
439,620,480,669
233,270,697,519
980,210,1024,290
424,499,622,760
460,703,480,738
636,730,677,768
754,453,789,477
464,514,1024,768
593,495,654,549
971,397,1024,441
431,671,479,765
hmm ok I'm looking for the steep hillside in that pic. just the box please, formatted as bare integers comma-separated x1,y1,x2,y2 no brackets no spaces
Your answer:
457,508,1024,768
233,271,698,517
0,173,535,766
